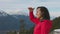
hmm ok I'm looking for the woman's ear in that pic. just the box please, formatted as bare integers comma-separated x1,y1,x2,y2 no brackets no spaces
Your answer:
41,12,44,17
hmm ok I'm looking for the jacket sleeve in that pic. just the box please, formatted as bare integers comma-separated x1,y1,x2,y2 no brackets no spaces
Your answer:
29,11,38,24
41,20,52,34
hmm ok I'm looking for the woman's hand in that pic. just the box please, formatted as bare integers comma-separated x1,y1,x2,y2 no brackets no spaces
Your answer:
28,7,34,12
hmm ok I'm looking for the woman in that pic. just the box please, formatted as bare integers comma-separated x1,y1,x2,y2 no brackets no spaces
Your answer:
28,6,52,34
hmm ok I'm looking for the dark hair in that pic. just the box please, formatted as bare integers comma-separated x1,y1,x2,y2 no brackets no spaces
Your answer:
37,6,50,20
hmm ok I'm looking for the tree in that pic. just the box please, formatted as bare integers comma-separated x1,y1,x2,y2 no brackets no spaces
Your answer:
19,18,34,34
20,18,27,34
7,31,16,34
51,16,60,31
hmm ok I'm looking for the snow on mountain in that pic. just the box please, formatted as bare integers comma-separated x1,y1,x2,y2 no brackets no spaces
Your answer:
0,10,9,16
5,10,28,16
4,10,29,19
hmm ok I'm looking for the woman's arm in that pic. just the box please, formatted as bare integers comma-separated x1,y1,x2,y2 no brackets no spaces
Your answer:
28,7,38,24
29,11,36,22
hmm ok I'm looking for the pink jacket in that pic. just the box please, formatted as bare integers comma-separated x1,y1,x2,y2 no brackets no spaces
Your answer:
29,11,52,34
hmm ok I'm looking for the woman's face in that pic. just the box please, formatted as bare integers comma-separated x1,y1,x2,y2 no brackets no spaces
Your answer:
36,8,42,19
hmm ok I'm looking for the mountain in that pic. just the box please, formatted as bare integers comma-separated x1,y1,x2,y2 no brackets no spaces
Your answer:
0,10,20,31
0,10,34,31
0,10,9,16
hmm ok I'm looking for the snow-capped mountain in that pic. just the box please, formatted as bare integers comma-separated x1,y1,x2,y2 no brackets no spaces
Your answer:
5,10,28,16
0,10,34,31
0,10,9,16
0,10,20,31
5,10,29,19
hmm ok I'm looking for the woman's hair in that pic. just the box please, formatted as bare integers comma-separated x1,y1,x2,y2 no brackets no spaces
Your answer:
37,6,50,20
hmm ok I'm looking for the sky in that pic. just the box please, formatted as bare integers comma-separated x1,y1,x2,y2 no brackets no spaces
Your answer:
0,0,60,17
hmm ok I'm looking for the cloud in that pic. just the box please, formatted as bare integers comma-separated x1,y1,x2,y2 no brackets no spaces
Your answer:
0,0,13,3
50,11,60,17
0,0,60,10
5,8,28,15
0,0,11,1
33,2,60,8
0,0,60,17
